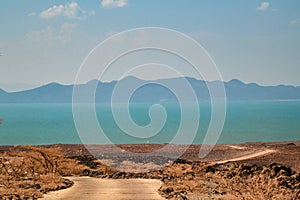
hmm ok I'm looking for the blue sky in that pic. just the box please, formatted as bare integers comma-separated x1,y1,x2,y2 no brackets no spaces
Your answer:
0,0,300,91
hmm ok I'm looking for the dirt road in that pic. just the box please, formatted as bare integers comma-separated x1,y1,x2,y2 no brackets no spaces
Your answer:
215,149,276,164
41,147,276,199
42,177,165,200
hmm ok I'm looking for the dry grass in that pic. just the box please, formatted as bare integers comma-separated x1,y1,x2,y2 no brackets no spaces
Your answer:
211,163,300,199
0,146,87,199
1,144,300,199
158,162,300,200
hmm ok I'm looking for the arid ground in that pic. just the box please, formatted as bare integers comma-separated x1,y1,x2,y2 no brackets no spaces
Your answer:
0,141,299,199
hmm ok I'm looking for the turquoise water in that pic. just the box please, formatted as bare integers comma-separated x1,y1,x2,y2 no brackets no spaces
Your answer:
0,101,299,145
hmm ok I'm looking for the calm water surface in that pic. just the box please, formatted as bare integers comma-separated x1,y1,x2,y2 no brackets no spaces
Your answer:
0,101,299,145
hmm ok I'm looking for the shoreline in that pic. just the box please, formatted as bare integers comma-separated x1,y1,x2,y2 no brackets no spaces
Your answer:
1,139,300,146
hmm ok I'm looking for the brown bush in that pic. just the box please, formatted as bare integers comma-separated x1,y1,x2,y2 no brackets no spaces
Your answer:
0,146,85,199
158,162,300,200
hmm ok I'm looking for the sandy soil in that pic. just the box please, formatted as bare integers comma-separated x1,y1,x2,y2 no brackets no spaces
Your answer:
41,177,165,200
228,145,247,150
1,142,299,199
215,149,276,164
41,147,278,199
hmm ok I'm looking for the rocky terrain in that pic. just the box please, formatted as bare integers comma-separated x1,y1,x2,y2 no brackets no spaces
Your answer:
0,141,299,199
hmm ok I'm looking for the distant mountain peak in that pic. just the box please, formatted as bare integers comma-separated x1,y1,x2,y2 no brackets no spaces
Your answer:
0,77,299,103
87,79,100,85
44,82,62,87
228,79,245,85
0,88,6,93
122,76,143,81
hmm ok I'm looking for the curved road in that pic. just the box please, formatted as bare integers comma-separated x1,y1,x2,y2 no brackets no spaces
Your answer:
42,177,165,200
42,148,276,199
216,149,276,164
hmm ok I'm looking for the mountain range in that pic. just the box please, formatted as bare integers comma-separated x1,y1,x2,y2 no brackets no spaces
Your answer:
0,77,299,103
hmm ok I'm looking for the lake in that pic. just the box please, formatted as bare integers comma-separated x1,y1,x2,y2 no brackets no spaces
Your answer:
0,101,299,145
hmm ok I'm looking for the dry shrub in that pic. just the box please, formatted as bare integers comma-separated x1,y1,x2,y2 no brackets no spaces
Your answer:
57,158,88,176
117,160,163,173
0,146,85,199
211,163,300,200
158,162,300,200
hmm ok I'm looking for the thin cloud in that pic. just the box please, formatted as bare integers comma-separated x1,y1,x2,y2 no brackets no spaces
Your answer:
101,0,128,8
27,12,36,17
40,2,94,19
256,2,276,11
26,23,78,45
290,18,300,25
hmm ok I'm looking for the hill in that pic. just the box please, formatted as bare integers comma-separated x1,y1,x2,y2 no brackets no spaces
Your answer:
0,77,299,103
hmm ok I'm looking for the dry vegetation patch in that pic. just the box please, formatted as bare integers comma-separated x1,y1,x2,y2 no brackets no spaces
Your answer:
0,146,87,199
158,161,300,200
1,144,300,199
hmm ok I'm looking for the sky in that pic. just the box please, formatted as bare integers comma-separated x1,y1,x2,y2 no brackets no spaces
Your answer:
0,0,300,91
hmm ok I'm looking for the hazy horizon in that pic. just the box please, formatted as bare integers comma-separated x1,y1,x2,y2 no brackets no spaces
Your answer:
1,0,300,90
1,76,300,93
